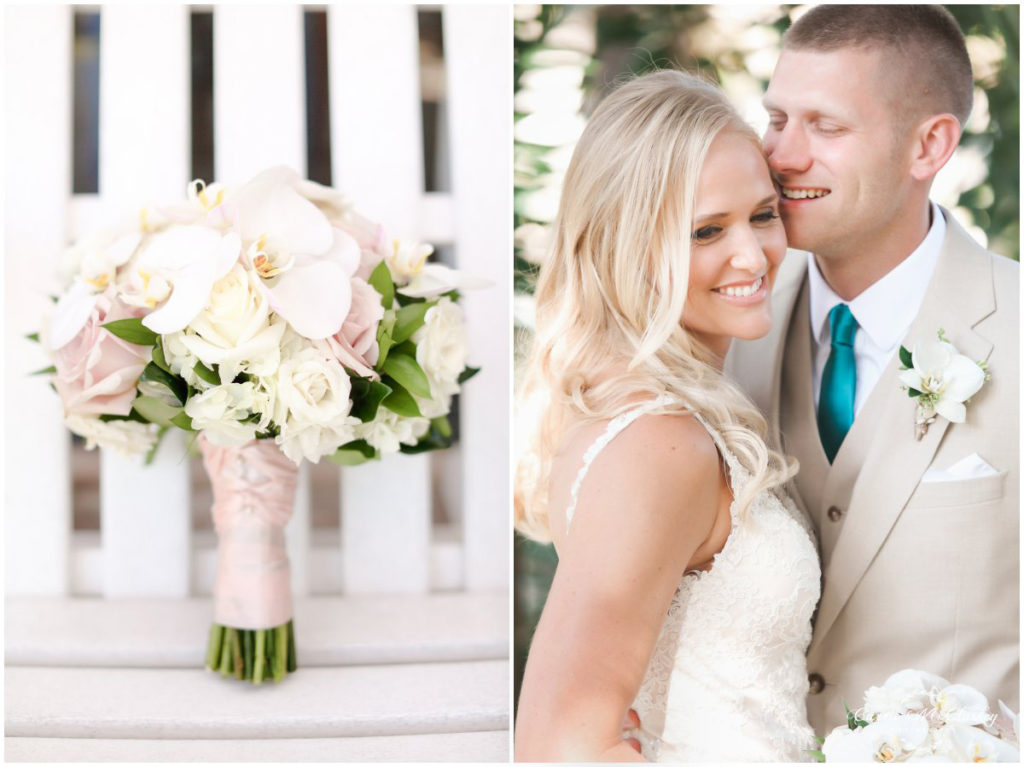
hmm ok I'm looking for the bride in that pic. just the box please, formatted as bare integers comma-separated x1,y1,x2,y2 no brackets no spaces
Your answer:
514,70,821,762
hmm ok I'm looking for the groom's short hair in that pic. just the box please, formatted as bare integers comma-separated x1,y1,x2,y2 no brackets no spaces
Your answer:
783,5,973,127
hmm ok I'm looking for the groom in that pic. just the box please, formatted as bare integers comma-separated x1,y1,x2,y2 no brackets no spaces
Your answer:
727,5,1019,734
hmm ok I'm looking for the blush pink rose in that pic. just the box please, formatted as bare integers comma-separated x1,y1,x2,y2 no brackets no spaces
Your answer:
336,211,388,281
52,290,150,417
319,277,384,378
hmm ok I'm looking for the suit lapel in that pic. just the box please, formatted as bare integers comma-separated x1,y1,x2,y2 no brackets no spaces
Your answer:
808,211,996,652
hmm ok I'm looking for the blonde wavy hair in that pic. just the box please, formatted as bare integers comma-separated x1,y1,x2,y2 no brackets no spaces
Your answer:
515,70,797,543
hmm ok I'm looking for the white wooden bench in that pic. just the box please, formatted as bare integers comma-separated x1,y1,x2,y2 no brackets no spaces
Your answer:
5,5,510,761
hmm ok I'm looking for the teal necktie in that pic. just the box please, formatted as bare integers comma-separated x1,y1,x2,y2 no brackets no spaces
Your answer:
818,303,858,463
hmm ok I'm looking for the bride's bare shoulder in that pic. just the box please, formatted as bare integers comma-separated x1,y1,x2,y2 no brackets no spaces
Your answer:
548,410,721,543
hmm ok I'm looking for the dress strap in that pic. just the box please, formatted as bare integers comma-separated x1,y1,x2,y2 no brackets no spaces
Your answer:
566,393,678,533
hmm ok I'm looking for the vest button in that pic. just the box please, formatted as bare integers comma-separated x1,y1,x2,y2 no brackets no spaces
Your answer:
808,672,825,694
827,505,843,522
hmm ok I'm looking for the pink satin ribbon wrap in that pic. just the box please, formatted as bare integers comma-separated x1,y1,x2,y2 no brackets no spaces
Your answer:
200,437,298,630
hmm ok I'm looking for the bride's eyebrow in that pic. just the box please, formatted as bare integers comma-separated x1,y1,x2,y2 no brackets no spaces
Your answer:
695,194,778,224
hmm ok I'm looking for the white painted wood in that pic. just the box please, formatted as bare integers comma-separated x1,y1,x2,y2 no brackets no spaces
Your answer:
214,5,306,184
328,6,435,595
6,661,508,739
5,731,509,762
6,593,507,667
95,5,193,599
98,5,190,209
70,527,463,596
341,454,431,593
287,462,312,596
327,5,424,231
443,6,512,590
100,431,191,596
3,5,74,596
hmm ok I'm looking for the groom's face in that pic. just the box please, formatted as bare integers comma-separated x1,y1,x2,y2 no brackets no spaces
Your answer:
762,47,913,261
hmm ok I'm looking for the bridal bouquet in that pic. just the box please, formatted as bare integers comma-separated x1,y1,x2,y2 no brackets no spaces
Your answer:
37,166,483,683
817,669,1019,762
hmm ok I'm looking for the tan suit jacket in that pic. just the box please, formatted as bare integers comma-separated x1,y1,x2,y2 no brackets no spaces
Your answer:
727,208,1019,735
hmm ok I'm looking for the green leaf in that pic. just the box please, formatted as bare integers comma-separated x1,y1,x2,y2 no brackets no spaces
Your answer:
151,340,171,373
102,318,158,346
391,301,433,344
30,365,57,376
170,411,195,431
908,388,922,398
431,415,452,438
806,749,826,762
194,361,220,386
381,353,431,399
898,345,913,369
144,426,169,465
368,259,394,310
814,737,826,745
457,366,480,384
399,425,452,455
350,380,392,422
380,378,422,418
844,701,868,730
140,362,188,404
25,332,40,343
374,310,396,369
131,395,185,428
329,439,379,466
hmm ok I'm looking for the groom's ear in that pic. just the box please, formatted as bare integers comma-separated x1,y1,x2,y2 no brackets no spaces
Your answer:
907,113,961,182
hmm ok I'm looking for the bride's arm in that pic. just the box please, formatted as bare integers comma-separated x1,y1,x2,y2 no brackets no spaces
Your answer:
514,413,722,762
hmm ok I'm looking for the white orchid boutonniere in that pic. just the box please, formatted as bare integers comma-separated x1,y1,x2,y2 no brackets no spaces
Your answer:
898,329,990,440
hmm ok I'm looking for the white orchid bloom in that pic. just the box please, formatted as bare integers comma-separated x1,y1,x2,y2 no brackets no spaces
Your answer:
48,231,143,350
383,238,492,299
944,723,1020,762
124,225,241,334
931,683,992,726
898,339,986,423
824,715,930,762
995,701,1019,745
225,166,361,339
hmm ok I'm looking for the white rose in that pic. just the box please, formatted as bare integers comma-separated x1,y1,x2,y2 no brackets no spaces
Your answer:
413,297,469,398
65,414,159,458
271,343,358,463
276,419,358,465
184,383,267,447
181,265,286,383
357,410,429,455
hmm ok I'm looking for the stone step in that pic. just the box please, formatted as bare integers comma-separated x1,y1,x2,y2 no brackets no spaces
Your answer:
6,593,507,667
5,661,509,741
5,730,509,762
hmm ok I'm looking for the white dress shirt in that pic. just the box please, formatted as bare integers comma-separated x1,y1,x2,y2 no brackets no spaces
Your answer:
808,202,946,415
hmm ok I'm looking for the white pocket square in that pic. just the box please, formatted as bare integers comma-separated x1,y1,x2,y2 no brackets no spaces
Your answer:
921,452,1000,483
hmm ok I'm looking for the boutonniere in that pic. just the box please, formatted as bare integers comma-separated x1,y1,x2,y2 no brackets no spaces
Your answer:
898,329,990,440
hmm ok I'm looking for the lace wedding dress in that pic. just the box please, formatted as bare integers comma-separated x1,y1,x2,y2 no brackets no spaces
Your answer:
566,395,821,761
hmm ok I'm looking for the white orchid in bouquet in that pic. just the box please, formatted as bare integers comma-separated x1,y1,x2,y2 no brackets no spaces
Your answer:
815,669,1019,762
34,166,486,683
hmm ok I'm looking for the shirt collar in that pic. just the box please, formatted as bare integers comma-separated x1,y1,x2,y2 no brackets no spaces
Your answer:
808,202,946,350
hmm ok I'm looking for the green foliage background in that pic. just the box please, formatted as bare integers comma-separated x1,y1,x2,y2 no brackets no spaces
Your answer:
513,3,1019,714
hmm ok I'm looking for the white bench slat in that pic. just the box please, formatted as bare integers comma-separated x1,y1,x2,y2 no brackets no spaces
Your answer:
328,5,434,594
286,462,312,596
5,731,509,762
5,592,507,667
100,433,191,597
213,5,306,184
443,6,512,590
4,5,74,596
6,660,508,739
96,6,193,597
341,455,432,593
68,527,464,596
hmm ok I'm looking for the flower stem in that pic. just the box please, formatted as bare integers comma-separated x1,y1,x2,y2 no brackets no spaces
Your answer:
218,627,233,676
286,620,297,673
273,624,288,683
242,629,253,681
231,627,244,679
206,624,224,671
253,629,266,684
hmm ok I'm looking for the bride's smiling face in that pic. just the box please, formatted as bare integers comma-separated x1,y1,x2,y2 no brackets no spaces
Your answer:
681,130,787,360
